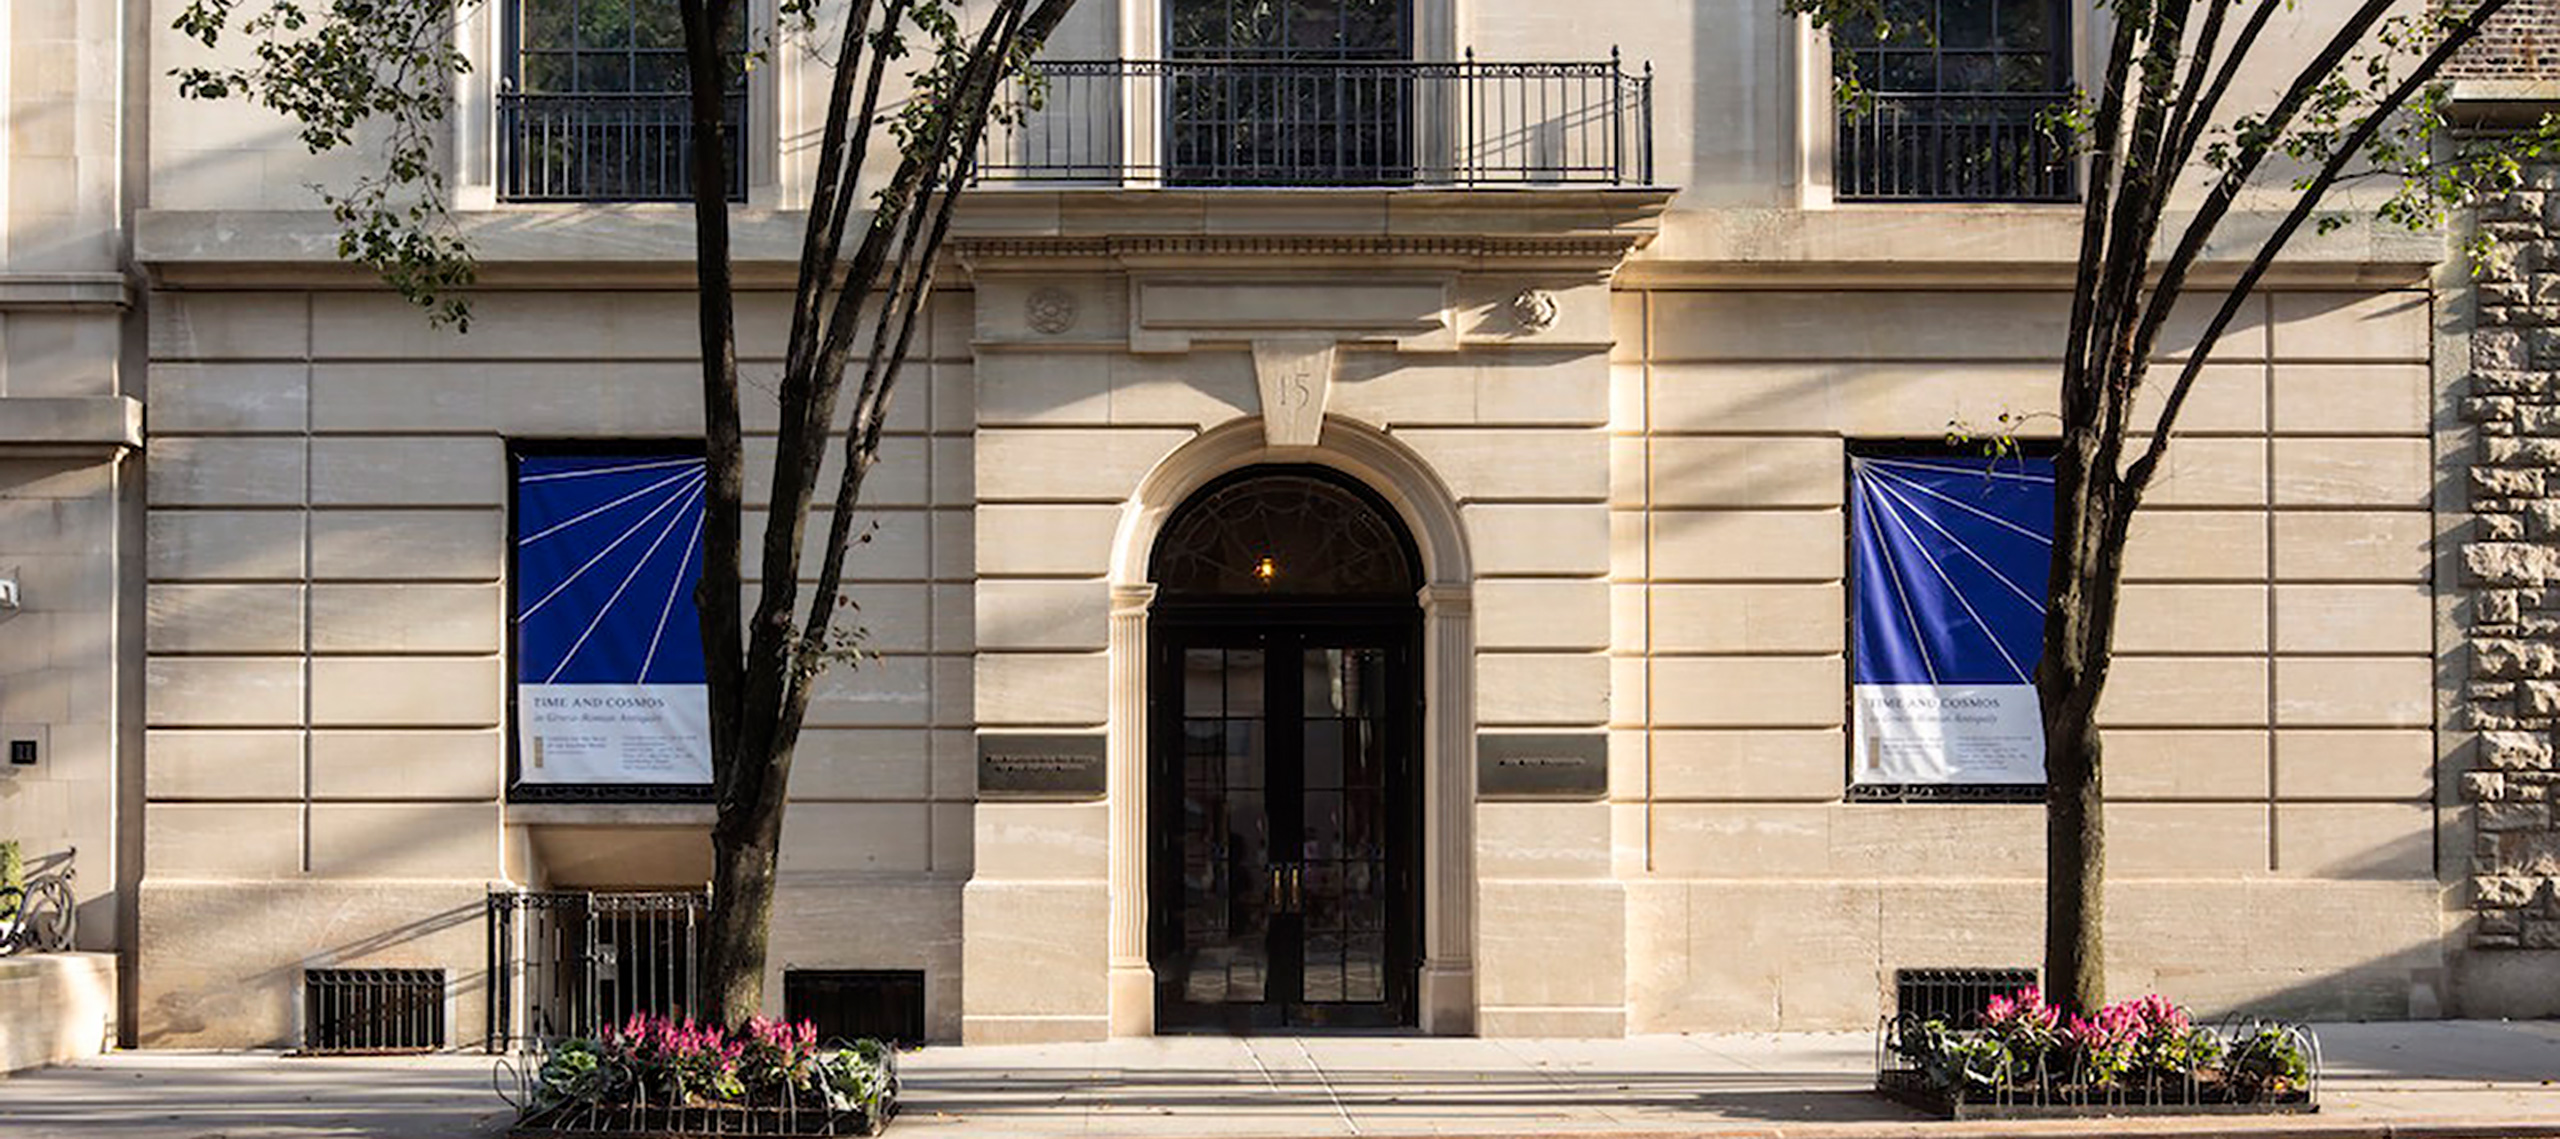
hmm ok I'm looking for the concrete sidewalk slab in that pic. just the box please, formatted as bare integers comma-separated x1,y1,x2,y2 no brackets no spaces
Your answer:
0,1021,2554,1139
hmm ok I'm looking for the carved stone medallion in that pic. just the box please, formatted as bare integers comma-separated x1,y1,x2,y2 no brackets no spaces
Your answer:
1509,287,1558,332
1025,286,1077,335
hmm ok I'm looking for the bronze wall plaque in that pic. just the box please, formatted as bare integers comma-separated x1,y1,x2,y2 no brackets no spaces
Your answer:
1477,733,1609,800
977,733,1109,799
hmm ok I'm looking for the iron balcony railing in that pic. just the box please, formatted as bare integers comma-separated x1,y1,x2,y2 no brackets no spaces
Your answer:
1835,91,2078,203
498,90,748,203
980,52,1654,187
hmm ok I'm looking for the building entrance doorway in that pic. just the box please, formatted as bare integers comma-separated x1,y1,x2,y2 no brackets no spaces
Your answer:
1146,466,1424,1031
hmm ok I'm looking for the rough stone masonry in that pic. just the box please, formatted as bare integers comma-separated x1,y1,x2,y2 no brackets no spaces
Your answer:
2459,174,2560,950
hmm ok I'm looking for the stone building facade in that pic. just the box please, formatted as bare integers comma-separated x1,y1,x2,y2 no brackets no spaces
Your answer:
1,0,2553,1047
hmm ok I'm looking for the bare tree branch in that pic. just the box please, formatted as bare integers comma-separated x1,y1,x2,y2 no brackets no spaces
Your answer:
2166,0,2283,167
2058,4,2147,431
2121,0,2401,377
2157,0,2236,186
2125,0,2513,490
679,0,748,787
806,0,1079,651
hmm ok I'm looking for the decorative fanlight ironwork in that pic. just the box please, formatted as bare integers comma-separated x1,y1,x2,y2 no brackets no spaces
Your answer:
1153,470,1419,597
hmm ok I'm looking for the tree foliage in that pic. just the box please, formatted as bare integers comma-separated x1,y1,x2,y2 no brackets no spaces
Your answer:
177,0,1074,1024
1790,0,2560,1013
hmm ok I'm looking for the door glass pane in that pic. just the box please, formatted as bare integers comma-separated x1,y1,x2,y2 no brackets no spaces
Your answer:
1224,723,1264,789
1183,721,1222,787
1294,643,1392,1013
1174,645,1270,1007
1224,649,1266,716
1303,648,1343,715
1182,649,1224,717
1303,721,1344,794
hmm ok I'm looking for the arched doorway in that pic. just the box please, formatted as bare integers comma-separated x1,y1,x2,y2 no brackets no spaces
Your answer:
1146,465,1424,1031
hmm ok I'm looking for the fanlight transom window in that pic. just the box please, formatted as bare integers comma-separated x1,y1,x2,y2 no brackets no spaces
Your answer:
1152,469,1421,598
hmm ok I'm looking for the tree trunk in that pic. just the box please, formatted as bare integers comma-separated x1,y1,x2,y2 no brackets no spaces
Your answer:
703,808,783,1024
2038,406,2134,1015
2041,669,2107,1014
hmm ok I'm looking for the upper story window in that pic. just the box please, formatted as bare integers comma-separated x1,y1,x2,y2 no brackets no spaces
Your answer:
498,0,747,203
1164,0,1414,185
1168,0,1411,60
975,0,1651,187
1831,0,2077,202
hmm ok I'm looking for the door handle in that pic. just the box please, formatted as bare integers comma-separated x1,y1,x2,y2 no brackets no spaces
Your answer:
1268,863,1305,914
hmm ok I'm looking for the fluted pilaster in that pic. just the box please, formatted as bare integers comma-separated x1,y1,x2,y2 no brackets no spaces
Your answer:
1105,583,1156,1035
1418,582,1476,1034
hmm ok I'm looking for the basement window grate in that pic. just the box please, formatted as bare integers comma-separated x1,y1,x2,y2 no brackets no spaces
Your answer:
1894,967,2039,1029
785,969,926,1047
305,968,446,1053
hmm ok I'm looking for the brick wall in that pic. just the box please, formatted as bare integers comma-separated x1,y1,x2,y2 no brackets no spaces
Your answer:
2449,0,2560,79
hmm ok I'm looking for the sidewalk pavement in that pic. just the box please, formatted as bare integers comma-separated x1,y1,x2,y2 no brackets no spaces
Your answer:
3,1020,2556,1139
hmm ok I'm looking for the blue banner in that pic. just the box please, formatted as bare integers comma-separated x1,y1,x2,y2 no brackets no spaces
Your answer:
1849,453,2054,785
514,453,712,785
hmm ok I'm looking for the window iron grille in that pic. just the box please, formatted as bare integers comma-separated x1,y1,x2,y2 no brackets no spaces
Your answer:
979,53,1654,187
1894,966,2040,1029
304,968,447,1053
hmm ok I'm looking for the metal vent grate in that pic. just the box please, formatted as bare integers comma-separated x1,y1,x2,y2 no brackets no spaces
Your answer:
305,968,445,1053
784,969,927,1047
1894,967,2038,1028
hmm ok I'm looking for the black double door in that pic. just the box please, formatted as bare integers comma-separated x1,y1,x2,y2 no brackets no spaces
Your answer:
1149,608,1420,1031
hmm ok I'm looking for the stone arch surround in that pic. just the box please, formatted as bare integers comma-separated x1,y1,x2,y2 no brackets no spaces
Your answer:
1102,416,1479,1035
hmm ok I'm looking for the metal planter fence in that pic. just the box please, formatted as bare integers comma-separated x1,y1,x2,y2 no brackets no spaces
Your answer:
487,889,707,1052
1875,1013,2321,1120
979,52,1653,187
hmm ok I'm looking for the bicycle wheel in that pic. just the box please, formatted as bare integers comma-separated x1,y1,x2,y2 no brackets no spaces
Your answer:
0,885,22,954
20,877,73,954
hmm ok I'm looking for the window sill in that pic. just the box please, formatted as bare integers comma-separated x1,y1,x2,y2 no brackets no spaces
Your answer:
506,801,715,826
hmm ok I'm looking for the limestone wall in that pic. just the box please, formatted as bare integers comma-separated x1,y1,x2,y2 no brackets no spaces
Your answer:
0,953,118,1073
0,0,142,979
1615,285,2445,1030
137,287,978,1045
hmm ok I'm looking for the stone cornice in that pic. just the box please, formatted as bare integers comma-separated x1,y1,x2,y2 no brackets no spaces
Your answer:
2446,79,2560,131
136,191,2437,290
0,273,134,311
138,188,1674,283
0,396,144,455
952,232,1648,268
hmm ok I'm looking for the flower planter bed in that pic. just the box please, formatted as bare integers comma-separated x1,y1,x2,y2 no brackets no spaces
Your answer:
504,1014,898,1138
1876,1070,2315,1121
1876,988,2320,1122
511,1098,890,1138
